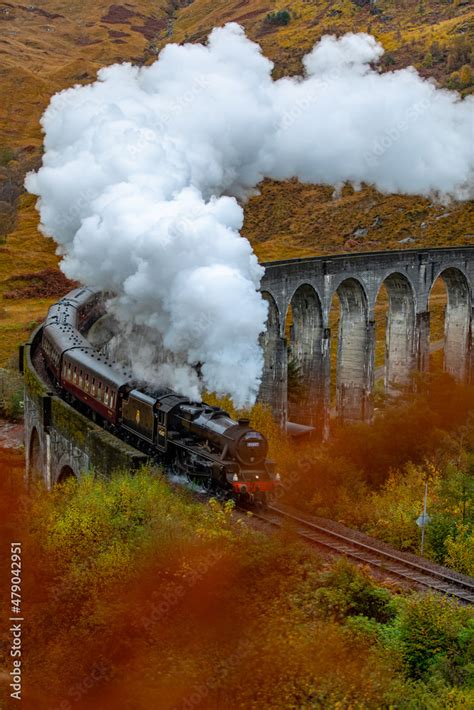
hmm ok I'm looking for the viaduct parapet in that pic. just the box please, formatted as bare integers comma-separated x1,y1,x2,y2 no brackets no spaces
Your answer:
258,247,473,431
23,329,147,488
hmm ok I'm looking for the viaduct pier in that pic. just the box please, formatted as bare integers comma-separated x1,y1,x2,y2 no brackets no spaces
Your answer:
259,247,473,431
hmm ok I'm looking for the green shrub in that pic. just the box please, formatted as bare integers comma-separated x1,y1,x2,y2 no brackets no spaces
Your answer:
266,10,291,26
459,64,473,89
397,594,474,681
422,51,433,68
314,558,396,623
31,468,241,587
445,524,474,576
0,146,15,166
382,53,397,67
426,513,456,563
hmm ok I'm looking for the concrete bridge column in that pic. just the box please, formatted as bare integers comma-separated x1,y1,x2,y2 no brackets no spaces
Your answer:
259,294,287,427
258,335,287,428
415,311,431,373
287,285,323,428
365,319,376,420
469,305,474,383
383,274,416,391
322,327,331,439
276,337,288,428
335,278,371,422
442,269,471,380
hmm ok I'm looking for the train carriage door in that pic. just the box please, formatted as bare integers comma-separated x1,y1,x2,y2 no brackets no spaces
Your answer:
156,409,167,451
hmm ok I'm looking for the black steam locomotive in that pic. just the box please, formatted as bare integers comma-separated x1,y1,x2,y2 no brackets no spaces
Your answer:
40,288,279,505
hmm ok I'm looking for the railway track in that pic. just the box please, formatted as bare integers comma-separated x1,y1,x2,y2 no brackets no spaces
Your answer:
250,505,474,604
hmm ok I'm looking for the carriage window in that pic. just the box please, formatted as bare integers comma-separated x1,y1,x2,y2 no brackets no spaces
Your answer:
84,374,89,393
79,370,83,388
91,378,96,397
73,367,77,384
104,386,109,406
110,393,115,409
97,382,102,401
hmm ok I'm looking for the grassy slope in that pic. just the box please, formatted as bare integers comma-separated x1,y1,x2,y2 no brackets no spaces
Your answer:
0,0,472,363
169,0,474,260
0,0,172,363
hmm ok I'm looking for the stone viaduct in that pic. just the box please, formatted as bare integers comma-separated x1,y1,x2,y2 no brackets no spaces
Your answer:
22,247,473,486
258,247,473,433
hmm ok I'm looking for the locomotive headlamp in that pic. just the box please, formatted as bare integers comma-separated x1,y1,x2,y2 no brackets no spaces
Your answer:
232,473,238,482
275,473,281,481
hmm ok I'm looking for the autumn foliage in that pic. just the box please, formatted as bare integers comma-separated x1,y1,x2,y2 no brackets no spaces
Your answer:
0,451,472,709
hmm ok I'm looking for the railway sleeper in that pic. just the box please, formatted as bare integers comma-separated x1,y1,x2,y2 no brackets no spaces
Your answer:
351,554,381,564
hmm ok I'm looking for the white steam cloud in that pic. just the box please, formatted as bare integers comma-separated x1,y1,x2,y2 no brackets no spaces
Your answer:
26,25,474,406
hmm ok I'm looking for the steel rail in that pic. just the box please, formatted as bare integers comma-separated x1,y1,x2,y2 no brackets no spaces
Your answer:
249,505,474,604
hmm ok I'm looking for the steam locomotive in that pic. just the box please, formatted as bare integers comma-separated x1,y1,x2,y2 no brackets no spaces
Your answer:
40,287,279,506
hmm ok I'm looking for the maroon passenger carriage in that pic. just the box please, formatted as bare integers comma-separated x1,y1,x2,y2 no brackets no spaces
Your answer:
40,288,280,506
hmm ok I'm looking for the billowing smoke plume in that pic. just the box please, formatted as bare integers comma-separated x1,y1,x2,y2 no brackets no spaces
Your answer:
26,25,474,406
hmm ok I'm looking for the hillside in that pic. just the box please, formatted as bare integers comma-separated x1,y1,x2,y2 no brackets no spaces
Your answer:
166,0,474,260
0,0,473,361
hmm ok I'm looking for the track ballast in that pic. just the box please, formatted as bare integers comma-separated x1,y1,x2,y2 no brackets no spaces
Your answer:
249,505,474,604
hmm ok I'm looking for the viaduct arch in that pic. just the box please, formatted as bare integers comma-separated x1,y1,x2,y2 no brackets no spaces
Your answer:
258,247,473,431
